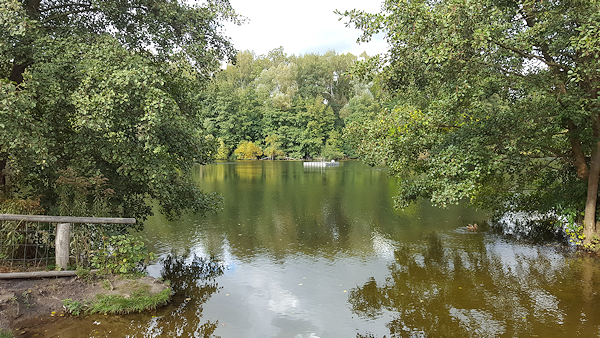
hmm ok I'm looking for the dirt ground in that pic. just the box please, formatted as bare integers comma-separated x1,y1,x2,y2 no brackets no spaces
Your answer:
0,274,169,334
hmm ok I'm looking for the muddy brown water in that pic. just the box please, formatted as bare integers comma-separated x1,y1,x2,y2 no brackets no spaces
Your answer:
23,161,600,337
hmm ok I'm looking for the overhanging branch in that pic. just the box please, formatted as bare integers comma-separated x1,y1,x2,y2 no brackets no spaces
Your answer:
492,40,567,70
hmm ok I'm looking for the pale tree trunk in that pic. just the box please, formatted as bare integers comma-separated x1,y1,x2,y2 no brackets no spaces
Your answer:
568,121,589,180
569,123,597,245
583,76,600,244
584,142,600,243
583,114,600,245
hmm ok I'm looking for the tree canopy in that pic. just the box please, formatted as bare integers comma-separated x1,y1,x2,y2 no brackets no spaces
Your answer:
1,0,240,222
340,0,600,244
202,48,380,160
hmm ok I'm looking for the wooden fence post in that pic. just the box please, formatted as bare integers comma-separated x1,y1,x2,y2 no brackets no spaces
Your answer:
55,223,70,270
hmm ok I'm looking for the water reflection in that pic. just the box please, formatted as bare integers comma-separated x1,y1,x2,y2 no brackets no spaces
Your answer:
145,162,483,261
27,161,600,337
350,232,600,338
145,254,225,337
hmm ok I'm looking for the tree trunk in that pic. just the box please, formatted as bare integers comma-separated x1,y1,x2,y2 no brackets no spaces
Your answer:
8,0,40,84
0,157,5,186
583,141,600,244
25,0,41,19
583,100,600,245
9,61,30,84
568,120,589,180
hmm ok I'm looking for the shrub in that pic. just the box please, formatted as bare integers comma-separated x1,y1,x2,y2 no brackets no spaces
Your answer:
90,235,156,275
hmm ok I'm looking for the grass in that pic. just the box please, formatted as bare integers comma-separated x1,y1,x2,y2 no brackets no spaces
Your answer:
86,288,171,314
102,279,112,291
62,299,83,315
63,288,171,315
0,329,14,338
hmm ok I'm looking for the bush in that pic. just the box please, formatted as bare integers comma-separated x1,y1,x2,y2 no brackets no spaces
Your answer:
90,235,156,275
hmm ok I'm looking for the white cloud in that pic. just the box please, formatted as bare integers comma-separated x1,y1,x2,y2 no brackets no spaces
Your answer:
223,0,388,57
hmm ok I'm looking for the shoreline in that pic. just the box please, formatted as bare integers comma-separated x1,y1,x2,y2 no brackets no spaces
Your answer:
0,274,171,335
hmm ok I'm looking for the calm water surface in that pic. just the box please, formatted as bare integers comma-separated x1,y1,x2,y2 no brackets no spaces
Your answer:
34,161,600,337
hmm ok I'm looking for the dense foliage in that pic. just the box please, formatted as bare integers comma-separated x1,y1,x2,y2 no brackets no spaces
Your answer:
0,0,240,221
340,0,600,244
203,48,381,160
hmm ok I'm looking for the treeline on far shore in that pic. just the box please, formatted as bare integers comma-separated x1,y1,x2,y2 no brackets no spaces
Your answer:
202,48,381,160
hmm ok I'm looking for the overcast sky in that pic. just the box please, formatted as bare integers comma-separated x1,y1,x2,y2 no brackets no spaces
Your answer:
222,0,388,57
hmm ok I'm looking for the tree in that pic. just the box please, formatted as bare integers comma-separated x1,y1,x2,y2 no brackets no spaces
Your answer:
263,134,284,160
296,96,335,159
234,141,263,160
1,0,240,220
204,48,359,160
2,0,238,82
293,51,356,118
339,79,380,125
340,0,600,244
215,139,230,160
255,62,299,111
322,130,345,160
202,80,262,154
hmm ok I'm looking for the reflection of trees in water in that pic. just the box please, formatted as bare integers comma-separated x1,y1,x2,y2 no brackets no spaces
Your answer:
195,161,401,259
350,233,597,338
123,254,225,337
160,254,224,295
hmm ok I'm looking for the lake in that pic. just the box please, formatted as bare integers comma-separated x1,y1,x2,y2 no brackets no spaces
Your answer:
35,161,600,337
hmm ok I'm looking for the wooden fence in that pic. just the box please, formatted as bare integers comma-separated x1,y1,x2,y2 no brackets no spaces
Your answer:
0,214,135,273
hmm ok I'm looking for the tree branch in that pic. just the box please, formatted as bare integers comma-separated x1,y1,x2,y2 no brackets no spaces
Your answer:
470,59,527,78
41,7,101,23
40,2,93,13
492,40,566,70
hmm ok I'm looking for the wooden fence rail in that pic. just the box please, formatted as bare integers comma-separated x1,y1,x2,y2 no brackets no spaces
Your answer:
0,214,136,273
0,214,136,224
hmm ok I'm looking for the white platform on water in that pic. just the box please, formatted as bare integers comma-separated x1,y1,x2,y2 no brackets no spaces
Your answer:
303,161,339,167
